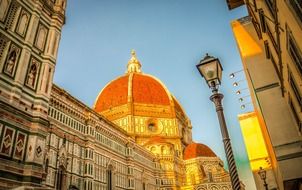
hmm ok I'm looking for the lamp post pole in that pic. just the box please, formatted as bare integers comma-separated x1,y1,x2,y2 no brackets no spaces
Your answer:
196,54,241,190
210,88,241,190
263,180,268,190
258,167,268,190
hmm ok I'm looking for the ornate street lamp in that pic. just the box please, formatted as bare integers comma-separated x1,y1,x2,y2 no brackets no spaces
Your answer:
196,53,241,190
258,167,268,190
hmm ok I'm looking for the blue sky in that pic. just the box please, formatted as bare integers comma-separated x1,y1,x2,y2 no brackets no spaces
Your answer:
54,0,256,189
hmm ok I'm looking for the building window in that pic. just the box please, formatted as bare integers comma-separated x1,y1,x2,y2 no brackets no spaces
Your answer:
107,166,113,190
0,0,10,22
287,26,302,76
190,173,196,185
247,3,262,39
56,166,66,190
4,1,19,29
251,0,258,12
16,9,30,37
289,95,302,132
264,41,270,59
128,178,134,188
34,23,48,51
264,40,281,81
208,172,213,182
288,70,302,110
264,0,276,18
0,35,9,60
45,159,49,174
259,9,267,33
288,0,302,24
266,24,278,54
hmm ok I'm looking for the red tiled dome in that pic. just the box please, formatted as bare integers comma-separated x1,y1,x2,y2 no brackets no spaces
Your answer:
184,143,216,160
94,73,171,112
93,50,188,122
94,75,129,112
132,74,170,105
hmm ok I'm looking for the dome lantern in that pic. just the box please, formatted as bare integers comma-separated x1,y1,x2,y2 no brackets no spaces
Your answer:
127,50,142,73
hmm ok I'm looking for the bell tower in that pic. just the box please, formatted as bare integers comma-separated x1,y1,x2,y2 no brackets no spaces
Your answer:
0,0,66,187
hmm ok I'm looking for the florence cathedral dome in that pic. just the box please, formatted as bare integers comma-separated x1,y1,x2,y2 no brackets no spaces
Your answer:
93,50,192,151
91,50,225,165
94,50,187,122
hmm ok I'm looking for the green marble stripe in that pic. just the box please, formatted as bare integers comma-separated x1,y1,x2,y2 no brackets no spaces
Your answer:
0,102,49,127
0,170,41,184
0,77,50,103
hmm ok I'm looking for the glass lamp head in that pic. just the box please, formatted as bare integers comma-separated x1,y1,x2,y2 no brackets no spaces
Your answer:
196,54,223,89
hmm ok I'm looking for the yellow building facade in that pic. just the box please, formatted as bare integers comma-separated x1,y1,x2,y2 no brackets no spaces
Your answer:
238,112,278,190
238,112,270,172
229,0,302,189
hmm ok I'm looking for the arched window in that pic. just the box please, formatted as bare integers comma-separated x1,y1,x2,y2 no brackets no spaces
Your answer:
61,1,66,9
107,165,113,190
56,165,66,190
45,159,49,174
150,146,156,153
200,165,206,176
17,12,29,36
0,0,9,21
190,173,196,185
208,171,213,182
35,26,47,50
161,146,165,155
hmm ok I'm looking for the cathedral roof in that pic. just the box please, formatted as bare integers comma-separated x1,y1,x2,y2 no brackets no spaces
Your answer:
94,73,171,112
94,75,129,112
93,50,186,120
184,143,217,160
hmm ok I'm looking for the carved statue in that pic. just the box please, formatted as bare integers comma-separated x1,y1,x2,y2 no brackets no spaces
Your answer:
26,62,37,87
5,50,17,74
